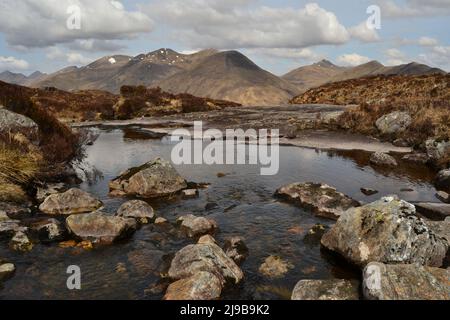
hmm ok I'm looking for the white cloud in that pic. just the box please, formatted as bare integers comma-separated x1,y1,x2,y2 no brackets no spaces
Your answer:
0,0,153,48
377,0,450,18
0,56,30,72
337,53,371,66
349,22,380,43
142,1,350,49
46,47,94,66
67,39,126,52
384,48,409,65
248,48,324,61
418,37,439,47
418,45,450,71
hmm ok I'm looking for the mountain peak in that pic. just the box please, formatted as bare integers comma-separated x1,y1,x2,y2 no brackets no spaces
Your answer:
315,59,336,68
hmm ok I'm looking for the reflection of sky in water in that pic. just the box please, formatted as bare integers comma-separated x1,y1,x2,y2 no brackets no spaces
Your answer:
82,129,437,204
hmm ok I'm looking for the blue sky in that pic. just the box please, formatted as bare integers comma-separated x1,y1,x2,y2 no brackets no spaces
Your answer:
0,0,449,75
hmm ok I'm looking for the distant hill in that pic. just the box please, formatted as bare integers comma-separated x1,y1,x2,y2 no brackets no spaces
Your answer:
284,60,446,92
157,50,300,106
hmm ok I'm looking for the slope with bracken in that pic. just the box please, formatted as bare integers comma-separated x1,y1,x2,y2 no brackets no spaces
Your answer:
290,74,450,150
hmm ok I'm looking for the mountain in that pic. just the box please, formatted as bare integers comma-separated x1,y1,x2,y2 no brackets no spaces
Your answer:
157,50,300,106
282,60,346,92
284,60,446,92
30,49,219,93
0,71,28,85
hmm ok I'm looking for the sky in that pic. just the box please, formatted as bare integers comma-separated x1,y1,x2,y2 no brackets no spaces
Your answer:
0,0,449,76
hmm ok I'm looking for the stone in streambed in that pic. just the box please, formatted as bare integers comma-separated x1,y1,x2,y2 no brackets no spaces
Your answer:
39,188,103,215
259,256,294,279
370,152,398,167
109,158,187,198
177,214,217,238
321,196,448,268
275,182,360,220
363,262,449,300
116,200,155,224
223,237,249,265
164,271,222,300
66,212,137,244
0,262,15,281
415,202,450,221
292,279,360,300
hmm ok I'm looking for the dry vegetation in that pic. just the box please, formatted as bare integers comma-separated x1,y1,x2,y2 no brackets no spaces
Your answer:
290,74,450,148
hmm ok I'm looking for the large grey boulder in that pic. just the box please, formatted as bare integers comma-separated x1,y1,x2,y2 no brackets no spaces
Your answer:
292,279,360,300
168,242,244,286
109,158,187,198
0,108,38,134
375,112,412,135
116,200,155,224
370,152,398,167
66,212,137,244
164,271,222,301
39,188,103,215
275,182,360,220
363,262,449,300
177,214,217,238
426,139,450,166
321,196,448,268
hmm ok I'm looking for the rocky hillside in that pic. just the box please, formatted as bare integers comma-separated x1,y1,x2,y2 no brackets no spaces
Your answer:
157,50,300,106
290,74,450,159
0,80,239,122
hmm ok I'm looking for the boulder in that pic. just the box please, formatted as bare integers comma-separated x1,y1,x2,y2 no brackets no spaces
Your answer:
10,231,33,252
109,158,187,198
426,139,450,166
223,237,249,265
164,271,222,300
182,189,199,199
177,214,217,238
363,262,449,300
292,279,360,300
0,217,27,240
198,235,217,245
116,200,155,224
259,256,294,279
0,109,38,134
28,218,65,243
402,153,428,165
36,183,66,203
415,202,450,221
375,112,412,135
436,191,450,204
66,212,137,244
0,202,31,220
275,182,360,220
154,217,168,225
168,243,243,286
0,262,15,281
435,169,450,190
39,188,103,215
361,188,378,196
369,152,398,167
321,196,448,268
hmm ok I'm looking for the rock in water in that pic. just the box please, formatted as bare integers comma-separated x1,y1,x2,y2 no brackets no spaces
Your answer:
223,237,249,265
164,271,222,300
177,214,217,238
375,112,412,135
435,169,450,190
363,262,450,300
66,212,137,244
436,191,450,204
402,153,428,165
116,200,155,224
361,188,378,196
0,262,15,281
39,188,103,215
321,196,448,268
28,218,65,242
182,189,199,199
275,182,360,220
259,256,294,279
168,243,243,286
414,202,450,221
109,158,187,198
426,139,450,167
291,280,360,300
369,152,398,167
10,231,33,252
